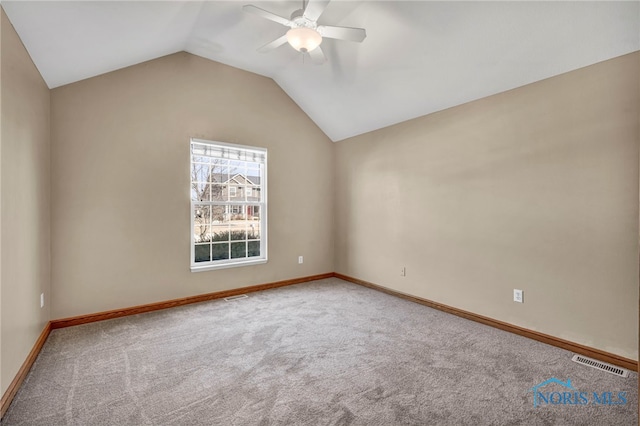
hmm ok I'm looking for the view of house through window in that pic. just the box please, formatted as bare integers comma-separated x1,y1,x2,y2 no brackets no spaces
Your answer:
190,139,267,270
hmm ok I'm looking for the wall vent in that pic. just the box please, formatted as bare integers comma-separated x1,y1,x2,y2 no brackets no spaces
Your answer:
571,354,629,378
224,294,248,302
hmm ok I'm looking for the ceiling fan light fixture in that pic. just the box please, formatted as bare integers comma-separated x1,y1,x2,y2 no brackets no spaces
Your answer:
286,27,322,52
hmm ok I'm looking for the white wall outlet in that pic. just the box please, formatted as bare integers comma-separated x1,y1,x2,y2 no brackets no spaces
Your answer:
401,267,406,277
513,289,523,303
298,256,303,264
40,293,44,308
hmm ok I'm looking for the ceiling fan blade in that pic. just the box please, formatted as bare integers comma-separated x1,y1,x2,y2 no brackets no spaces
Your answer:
257,35,289,53
307,45,326,64
303,0,330,22
318,25,366,42
243,5,293,27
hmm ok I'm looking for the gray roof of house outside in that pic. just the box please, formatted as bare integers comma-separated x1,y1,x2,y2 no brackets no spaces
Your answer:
210,173,261,186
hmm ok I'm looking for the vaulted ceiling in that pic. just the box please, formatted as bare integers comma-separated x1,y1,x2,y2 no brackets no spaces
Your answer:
3,1,639,141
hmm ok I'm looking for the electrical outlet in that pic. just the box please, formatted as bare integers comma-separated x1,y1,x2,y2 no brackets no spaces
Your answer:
298,256,303,264
401,267,406,277
40,293,44,308
513,289,523,303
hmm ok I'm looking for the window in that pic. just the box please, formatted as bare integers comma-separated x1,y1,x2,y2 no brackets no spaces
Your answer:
191,139,267,271
246,187,252,197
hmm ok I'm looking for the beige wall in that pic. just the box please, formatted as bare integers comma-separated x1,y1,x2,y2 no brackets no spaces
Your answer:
0,8,51,395
335,52,640,360
50,52,334,319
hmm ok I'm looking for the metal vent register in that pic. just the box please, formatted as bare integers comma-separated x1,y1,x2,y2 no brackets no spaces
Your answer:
571,354,630,378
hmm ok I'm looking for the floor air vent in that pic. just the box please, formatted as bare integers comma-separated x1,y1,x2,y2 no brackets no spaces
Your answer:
224,294,248,302
571,354,629,378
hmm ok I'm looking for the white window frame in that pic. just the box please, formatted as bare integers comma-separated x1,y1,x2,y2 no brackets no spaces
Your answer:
246,187,252,197
229,187,237,197
190,138,267,272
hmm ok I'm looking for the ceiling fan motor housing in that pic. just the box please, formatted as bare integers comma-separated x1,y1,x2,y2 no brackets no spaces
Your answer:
290,8,317,30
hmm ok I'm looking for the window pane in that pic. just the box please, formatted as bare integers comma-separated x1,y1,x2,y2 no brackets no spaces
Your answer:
230,226,246,241
230,208,246,241
212,243,229,260
246,205,260,220
210,184,225,202
212,230,230,242
247,221,259,240
229,160,245,177
194,206,211,242
194,224,210,243
191,163,210,183
212,214,230,241
195,183,209,201
252,223,261,240
210,166,228,183
210,159,228,176
211,205,225,223
246,165,260,177
230,206,244,220
194,244,210,263
231,241,247,259
248,241,260,257
194,204,210,223
249,207,260,239
211,168,229,202
192,182,208,201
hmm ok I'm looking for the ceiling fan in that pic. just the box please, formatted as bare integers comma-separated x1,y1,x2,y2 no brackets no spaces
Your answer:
243,0,366,64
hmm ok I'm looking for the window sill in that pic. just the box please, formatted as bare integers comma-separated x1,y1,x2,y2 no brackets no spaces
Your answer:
191,258,267,272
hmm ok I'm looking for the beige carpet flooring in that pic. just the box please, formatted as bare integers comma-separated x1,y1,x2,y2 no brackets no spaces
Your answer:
3,278,637,425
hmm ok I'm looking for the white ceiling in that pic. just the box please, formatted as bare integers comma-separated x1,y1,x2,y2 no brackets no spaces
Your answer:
3,1,639,142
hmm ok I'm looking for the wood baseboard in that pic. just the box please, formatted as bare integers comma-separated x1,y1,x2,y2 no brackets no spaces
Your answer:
51,273,334,329
334,273,638,372
1,322,51,418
